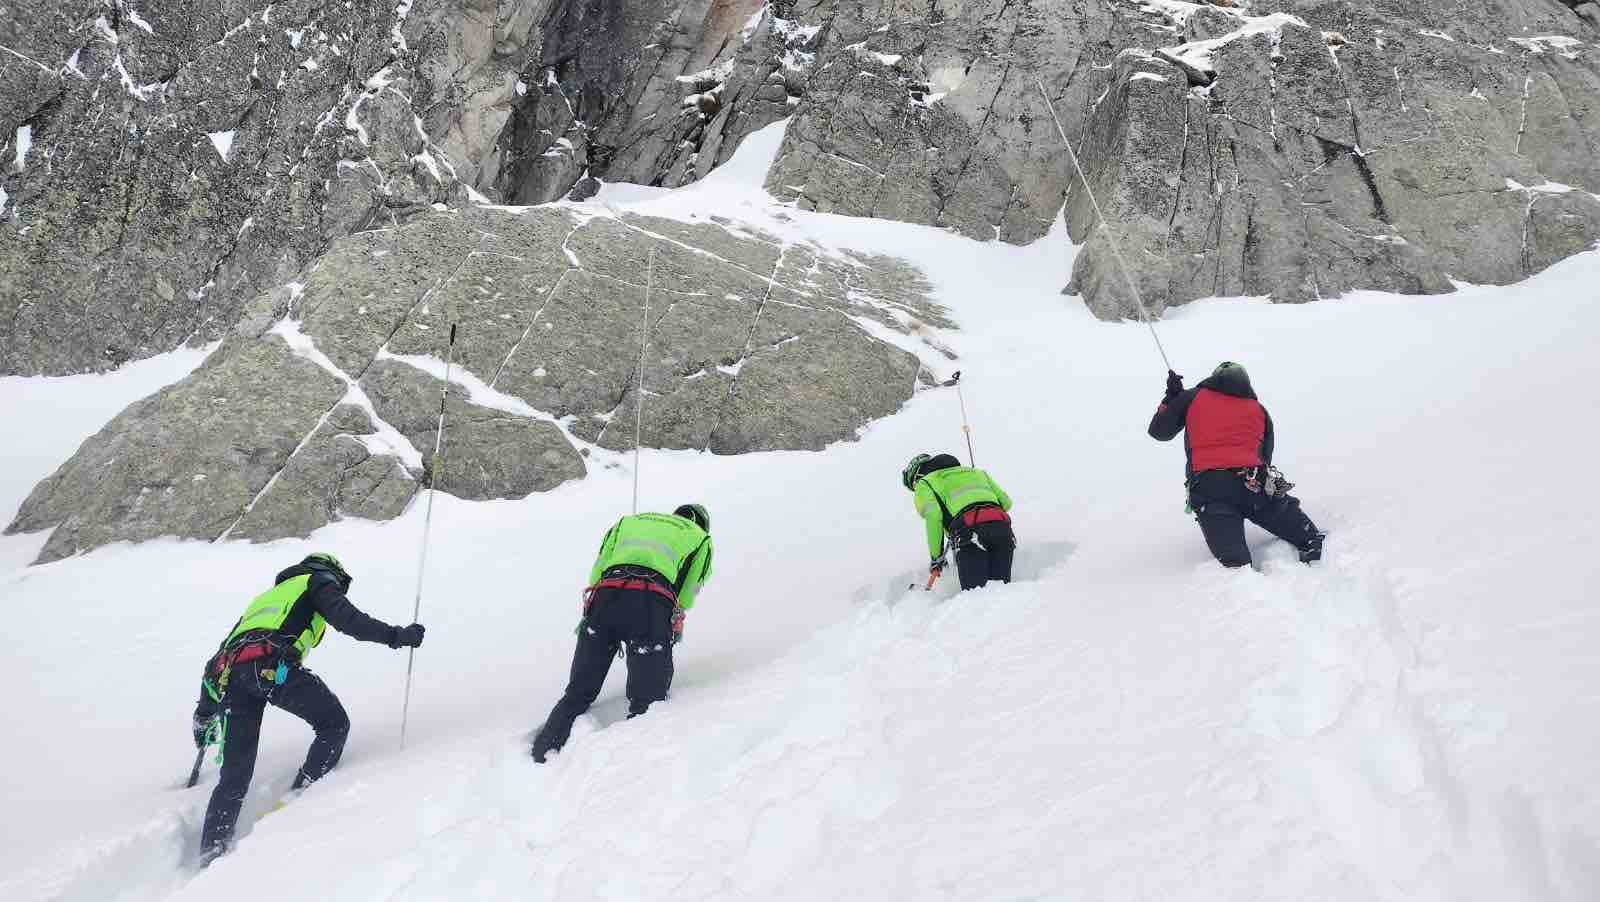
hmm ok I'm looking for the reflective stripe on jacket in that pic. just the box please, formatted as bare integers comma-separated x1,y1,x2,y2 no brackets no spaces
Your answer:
226,574,327,659
913,467,1013,559
587,513,714,609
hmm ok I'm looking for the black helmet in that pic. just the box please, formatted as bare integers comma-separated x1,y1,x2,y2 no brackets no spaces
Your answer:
902,453,933,491
303,552,353,589
902,452,963,489
1209,361,1254,395
674,503,710,532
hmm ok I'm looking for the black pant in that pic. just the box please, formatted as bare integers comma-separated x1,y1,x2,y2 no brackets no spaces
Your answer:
954,520,1017,590
1190,469,1321,568
200,663,350,856
531,587,674,761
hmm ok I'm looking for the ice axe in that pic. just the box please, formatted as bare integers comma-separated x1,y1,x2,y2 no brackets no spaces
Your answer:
907,541,949,592
185,747,205,789
905,569,941,593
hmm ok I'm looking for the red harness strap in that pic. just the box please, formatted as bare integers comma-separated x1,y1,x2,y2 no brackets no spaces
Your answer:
960,505,1011,528
207,640,276,677
592,577,678,604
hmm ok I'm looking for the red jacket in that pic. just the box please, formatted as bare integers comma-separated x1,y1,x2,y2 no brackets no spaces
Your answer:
1148,374,1275,477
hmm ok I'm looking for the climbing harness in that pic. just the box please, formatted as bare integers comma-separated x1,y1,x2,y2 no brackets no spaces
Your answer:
1241,465,1295,498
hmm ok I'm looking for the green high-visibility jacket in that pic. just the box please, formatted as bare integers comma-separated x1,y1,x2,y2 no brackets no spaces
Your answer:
228,574,328,659
588,512,714,609
913,466,1013,559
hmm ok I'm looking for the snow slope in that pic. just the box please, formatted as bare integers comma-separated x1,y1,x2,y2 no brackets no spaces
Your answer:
1,121,1598,901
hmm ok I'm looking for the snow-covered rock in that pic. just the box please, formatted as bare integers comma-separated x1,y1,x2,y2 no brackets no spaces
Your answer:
5,165,947,562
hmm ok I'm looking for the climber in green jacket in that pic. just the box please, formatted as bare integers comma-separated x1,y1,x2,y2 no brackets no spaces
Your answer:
903,453,1016,590
531,504,714,762
191,552,424,863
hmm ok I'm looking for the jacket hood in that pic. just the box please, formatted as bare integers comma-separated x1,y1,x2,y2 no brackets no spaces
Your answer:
276,560,347,590
1198,367,1256,400
275,563,312,585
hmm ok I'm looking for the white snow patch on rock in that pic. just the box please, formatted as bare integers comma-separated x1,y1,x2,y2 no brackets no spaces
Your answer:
126,8,154,34
1161,12,1308,77
267,319,423,471
207,130,235,162
1506,178,1576,194
344,98,370,146
13,125,32,171
1509,35,1584,57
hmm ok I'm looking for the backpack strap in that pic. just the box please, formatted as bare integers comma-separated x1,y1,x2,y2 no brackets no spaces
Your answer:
922,480,957,531
673,537,710,598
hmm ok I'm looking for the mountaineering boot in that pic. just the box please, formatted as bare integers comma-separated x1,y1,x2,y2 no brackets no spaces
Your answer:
198,838,229,869
1298,532,1327,564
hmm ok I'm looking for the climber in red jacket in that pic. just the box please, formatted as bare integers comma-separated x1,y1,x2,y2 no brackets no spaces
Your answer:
1148,362,1325,568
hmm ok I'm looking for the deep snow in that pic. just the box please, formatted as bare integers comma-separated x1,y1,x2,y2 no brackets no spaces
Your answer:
1,121,1598,901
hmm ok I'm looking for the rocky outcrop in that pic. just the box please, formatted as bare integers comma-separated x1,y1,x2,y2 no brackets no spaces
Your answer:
230,402,418,543
0,0,486,375
491,0,815,204
763,0,1600,317
7,1,1600,372
5,204,943,562
1062,2,1600,317
0,0,815,376
6,334,350,561
360,358,585,501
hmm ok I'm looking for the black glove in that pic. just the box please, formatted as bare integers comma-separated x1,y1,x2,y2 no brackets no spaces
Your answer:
389,623,426,649
1165,369,1184,398
193,713,218,749
930,555,948,573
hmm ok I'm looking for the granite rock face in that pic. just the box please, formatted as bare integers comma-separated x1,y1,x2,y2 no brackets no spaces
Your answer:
0,0,499,375
762,0,1600,317
360,358,586,501
1061,1,1600,317
230,402,419,543
0,0,812,376
6,1,1599,370
5,334,348,562
5,205,943,561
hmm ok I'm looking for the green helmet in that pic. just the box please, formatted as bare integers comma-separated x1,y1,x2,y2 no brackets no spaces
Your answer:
901,453,932,491
674,503,711,533
303,552,352,588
